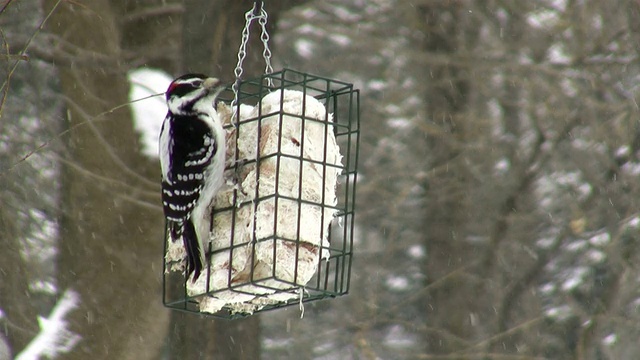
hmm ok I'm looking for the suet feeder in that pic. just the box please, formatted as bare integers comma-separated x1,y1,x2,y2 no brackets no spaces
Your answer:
163,69,360,319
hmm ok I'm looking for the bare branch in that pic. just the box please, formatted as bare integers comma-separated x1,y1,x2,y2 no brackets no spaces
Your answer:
1,92,162,183
122,4,184,23
0,0,62,96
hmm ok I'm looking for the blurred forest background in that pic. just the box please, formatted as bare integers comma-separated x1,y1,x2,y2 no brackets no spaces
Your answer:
2,0,640,359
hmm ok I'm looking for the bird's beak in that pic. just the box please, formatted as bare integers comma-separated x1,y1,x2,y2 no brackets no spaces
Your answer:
203,77,221,89
204,77,226,100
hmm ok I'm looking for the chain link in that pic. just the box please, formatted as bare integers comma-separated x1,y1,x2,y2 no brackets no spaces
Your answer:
231,2,273,111
258,14,273,87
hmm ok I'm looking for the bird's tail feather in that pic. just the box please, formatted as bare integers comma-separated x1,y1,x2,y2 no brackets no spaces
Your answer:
183,219,203,282
169,221,181,242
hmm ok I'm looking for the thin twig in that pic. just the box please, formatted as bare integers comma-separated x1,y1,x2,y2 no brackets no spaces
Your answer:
61,94,161,189
0,0,15,16
415,353,548,360
0,28,11,119
0,0,62,96
1,92,163,178
117,193,162,211
53,154,159,198
457,317,545,353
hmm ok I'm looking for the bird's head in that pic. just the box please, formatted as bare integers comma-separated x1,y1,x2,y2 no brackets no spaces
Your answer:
166,74,224,114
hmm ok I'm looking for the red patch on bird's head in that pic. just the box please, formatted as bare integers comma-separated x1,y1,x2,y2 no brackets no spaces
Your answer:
166,74,209,100
166,81,179,99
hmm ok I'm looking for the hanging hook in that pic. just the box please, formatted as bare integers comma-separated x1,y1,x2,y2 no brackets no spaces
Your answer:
253,0,263,16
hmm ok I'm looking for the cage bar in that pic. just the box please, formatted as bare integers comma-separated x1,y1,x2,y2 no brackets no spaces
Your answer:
163,69,359,319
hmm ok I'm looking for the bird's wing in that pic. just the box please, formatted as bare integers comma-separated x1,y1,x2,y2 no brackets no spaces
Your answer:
160,115,217,222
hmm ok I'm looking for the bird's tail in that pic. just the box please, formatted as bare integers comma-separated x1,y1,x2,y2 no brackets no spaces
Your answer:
183,218,204,282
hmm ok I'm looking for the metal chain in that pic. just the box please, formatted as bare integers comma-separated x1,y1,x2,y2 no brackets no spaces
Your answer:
258,13,274,86
231,1,273,111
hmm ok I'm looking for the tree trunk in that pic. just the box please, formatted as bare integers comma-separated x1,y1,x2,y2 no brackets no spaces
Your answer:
417,2,475,354
0,207,39,357
182,0,301,78
44,1,167,359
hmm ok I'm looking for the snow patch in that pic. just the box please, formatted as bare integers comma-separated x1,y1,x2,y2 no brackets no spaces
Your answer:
566,239,587,252
627,216,640,228
615,145,630,158
407,245,425,259
384,103,401,115
16,289,81,360
297,24,323,35
588,232,610,247
621,162,640,176
540,283,555,295
561,266,588,291
545,304,573,321
387,118,411,129
334,6,360,22
294,39,315,59
603,333,617,346
386,275,409,291
527,9,560,29
367,79,386,91
547,43,571,64
585,249,605,264
494,158,510,173
383,325,416,348
329,33,351,47
536,237,557,249
128,68,172,158
30,280,57,295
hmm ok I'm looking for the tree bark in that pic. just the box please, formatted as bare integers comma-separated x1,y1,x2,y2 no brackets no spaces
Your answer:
44,1,167,359
182,0,302,78
0,206,39,357
416,2,475,354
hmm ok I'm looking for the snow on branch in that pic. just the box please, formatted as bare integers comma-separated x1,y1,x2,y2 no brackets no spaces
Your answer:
16,289,81,360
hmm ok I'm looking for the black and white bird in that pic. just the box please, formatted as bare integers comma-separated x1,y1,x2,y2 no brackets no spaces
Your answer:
160,74,226,281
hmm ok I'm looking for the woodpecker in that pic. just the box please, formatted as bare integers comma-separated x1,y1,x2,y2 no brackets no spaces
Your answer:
160,74,226,281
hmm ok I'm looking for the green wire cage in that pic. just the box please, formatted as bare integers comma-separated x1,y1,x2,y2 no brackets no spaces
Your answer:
163,69,360,319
